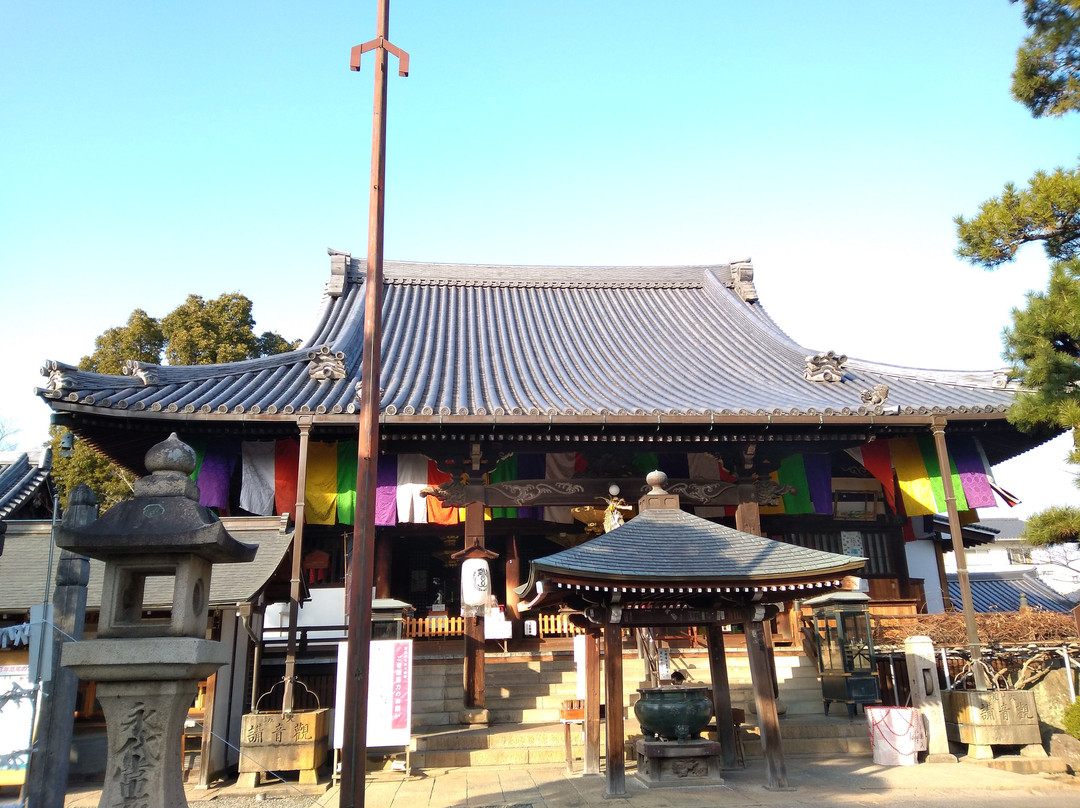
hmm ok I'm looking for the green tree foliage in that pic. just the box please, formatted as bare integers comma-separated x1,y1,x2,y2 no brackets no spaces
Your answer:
1064,696,1080,738
1023,504,1080,545
78,308,164,374
53,292,297,510
954,1,1080,523
955,165,1080,268
1004,259,1080,439
162,293,288,366
48,425,136,512
1011,0,1080,118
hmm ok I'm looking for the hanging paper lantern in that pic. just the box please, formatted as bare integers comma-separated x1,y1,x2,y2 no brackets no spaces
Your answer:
461,557,491,608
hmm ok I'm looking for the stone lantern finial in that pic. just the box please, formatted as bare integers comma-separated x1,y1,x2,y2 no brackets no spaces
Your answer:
638,470,680,512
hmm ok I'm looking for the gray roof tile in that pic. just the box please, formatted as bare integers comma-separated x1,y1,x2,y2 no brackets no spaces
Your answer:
37,259,1019,422
0,516,292,612
947,569,1074,613
531,507,865,585
0,450,52,520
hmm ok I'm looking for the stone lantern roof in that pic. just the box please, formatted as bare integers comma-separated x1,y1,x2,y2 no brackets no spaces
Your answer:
54,433,256,564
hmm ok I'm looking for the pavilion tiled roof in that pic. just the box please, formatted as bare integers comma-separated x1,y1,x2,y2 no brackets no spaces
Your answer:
37,258,1018,424
530,507,866,588
946,569,1074,614
0,515,292,612
0,450,52,520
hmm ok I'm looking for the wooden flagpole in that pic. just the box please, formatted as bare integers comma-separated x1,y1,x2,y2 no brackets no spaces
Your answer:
339,2,407,805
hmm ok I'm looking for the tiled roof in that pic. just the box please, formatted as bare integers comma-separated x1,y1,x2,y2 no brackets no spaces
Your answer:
0,516,292,612
531,507,866,586
946,569,1074,613
0,450,52,520
37,259,1019,424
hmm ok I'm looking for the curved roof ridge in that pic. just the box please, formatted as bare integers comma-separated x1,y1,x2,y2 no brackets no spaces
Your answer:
845,357,1013,390
372,259,728,288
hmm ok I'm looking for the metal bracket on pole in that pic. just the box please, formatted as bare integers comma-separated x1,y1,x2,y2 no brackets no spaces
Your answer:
351,37,410,76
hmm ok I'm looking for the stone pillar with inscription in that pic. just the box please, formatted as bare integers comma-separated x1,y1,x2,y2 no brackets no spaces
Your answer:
56,434,256,808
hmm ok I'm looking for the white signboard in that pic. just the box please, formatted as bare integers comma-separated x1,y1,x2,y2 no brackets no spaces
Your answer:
841,531,864,557
484,608,513,640
334,639,413,749
0,665,33,785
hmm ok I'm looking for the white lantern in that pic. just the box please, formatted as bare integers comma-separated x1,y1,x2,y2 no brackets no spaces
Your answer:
461,557,491,615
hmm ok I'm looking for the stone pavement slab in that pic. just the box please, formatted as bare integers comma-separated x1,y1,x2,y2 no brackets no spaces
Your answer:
48,756,1080,808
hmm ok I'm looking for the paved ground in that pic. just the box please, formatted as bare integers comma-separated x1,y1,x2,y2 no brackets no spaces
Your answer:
48,757,1080,808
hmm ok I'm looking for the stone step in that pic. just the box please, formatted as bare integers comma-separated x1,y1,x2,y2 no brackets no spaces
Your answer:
965,755,1069,775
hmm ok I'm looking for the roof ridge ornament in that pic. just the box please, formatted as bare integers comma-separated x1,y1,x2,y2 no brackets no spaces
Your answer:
122,360,161,386
804,350,848,383
327,249,351,298
859,383,889,406
727,259,758,303
308,345,346,381
41,360,77,392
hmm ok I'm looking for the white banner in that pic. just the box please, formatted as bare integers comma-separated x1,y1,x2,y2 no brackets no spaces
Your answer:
334,639,413,750
0,665,33,784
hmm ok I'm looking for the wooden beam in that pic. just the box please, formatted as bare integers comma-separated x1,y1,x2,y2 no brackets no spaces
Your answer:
706,624,737,769
603,624,625,797
584,628,601,775
746,617,788,790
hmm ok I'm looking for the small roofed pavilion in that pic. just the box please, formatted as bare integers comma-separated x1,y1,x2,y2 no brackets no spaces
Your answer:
518,471,867,795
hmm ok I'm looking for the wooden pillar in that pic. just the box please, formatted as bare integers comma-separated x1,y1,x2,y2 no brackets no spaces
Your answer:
735,483,762,536
283,414,313,714
603,623,625,797
931,417,987,690
463,498,486,711
935,540,954,611
374,533,392,598
505,534,521,621
746,616,788,790
584,627,601,775
706,623,737,769
197,673,217,788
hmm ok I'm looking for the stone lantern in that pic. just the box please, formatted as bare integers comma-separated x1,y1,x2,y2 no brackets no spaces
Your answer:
56,434,255,808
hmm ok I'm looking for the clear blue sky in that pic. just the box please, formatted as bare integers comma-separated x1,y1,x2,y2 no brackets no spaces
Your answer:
2,1,1078,516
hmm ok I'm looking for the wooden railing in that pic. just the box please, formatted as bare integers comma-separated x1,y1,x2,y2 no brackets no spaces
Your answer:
403,615,465,638
537,612,586,638
402,612,585,639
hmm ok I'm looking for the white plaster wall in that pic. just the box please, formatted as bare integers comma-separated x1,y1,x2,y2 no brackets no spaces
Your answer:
905,539,944,613
267,587,346,628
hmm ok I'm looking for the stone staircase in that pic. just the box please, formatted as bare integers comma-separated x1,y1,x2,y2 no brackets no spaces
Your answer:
401,648,871,769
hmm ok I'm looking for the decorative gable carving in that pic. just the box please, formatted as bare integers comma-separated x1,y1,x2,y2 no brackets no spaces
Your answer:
122,360,161,386
308,346,346,381
860,384,889,405
804,351,847,383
